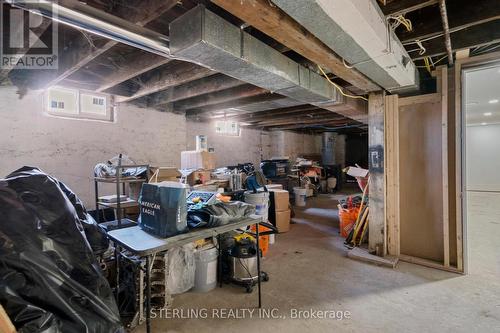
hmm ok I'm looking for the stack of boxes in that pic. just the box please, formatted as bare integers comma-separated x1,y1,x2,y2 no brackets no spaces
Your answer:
269,189,291,233
181,147,216,186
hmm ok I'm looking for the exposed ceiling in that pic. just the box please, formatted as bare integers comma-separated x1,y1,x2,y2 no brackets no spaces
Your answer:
2,0,500,134
465,65,500,126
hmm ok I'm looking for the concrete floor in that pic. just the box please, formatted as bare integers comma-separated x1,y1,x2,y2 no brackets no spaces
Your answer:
137,190,500,333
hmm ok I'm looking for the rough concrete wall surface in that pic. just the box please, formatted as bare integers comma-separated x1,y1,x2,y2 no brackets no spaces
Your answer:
269,131,322,161
0,87,187,208
335,134,347,168
186,121,322,166
186,120,268,167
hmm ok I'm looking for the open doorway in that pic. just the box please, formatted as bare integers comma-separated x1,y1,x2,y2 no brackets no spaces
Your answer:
463,65,500,276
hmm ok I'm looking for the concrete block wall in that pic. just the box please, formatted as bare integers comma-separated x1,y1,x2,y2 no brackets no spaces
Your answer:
0,87,186,207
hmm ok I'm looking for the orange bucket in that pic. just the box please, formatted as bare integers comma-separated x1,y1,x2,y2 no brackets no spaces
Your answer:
251,224,270,257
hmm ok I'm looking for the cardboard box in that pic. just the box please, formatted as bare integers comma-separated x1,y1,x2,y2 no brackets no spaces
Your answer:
269,189,289,211
149,167,181,182
275,209,291,233
186,170,211,186
181,151,216,170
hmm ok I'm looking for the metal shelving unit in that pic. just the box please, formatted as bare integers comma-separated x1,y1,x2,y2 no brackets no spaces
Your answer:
94,161,149,230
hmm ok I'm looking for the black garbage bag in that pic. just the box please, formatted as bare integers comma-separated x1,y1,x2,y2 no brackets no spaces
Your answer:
0,166,123,333
187,201,256,229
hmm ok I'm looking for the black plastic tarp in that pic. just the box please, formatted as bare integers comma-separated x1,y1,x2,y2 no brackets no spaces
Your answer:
0,167,123,332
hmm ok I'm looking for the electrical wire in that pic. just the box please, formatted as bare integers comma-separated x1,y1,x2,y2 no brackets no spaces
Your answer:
416,55,448,71
317,65,368,102
342,58,354,69
415,40,426,55
387,15,413,32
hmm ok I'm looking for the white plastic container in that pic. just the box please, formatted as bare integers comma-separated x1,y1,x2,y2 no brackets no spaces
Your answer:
269,234,275,244
244,191,270,221
327,177,337,192
192,246,218,293
293,187,307,207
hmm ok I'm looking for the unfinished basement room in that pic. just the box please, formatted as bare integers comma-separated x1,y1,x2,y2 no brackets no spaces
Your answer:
1,0,499,332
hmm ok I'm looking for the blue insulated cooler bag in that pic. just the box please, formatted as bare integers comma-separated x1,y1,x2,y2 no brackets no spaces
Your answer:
139,181,188,237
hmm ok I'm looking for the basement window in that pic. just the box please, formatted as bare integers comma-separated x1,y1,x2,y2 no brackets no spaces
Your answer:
46,87,113,121
215,120,240,136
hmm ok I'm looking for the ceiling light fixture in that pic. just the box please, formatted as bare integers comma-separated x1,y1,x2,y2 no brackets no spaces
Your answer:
484,112,492,116
489,99,499,104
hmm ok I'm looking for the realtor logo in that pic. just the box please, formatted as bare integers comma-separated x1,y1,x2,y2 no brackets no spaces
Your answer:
0,0,58,69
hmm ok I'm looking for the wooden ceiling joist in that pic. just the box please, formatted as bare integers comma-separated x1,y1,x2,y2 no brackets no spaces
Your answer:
186,93,286,116
253,115,346,127
398,0,500,44
381,0,439,16
96,52,172,93
265,119,359,130
411,20,500,59
147,74,245,107
173,84,268,111
116,61,214,103
211,0,380,92
237,108,328,123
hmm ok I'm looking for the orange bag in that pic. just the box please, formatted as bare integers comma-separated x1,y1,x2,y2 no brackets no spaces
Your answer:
338,204,359,238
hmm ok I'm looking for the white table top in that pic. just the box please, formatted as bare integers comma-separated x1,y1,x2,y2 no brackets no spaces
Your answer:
107,216,261,256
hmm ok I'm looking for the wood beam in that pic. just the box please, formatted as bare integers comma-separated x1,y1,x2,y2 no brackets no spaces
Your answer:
97,51,171,93
186,93,285,116
211,0,379,92
240,109,329,123
368,91,386,256
264,119,358,130
398,0,500,43
229,105,319,120
410,20,500,60
381,0,438,16
148,74,244,107
173,84,268,110
26,0,179,89
116,61,214,103
254,115,347,127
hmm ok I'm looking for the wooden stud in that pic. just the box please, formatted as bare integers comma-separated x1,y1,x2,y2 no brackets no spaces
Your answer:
385,94,400,256
368,92,386,256
440,66,450,267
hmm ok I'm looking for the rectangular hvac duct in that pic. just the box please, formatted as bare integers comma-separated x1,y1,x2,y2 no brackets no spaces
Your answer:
271,0,419,92
169,5,340,106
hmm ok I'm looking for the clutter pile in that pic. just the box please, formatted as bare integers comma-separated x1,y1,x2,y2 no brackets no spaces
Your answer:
341,166,370,248
0,135,307,332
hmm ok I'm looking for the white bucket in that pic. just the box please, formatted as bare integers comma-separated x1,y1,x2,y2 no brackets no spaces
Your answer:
293,187,307,207
244,191,270,221
327,177,337,192
193,246,218,293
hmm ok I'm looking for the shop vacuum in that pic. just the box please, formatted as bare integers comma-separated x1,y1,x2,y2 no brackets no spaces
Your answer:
221,223,276,293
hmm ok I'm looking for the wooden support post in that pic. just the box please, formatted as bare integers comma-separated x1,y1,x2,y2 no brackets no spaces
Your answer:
385,94,400,256
368,92,386,256
440,66,450,267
